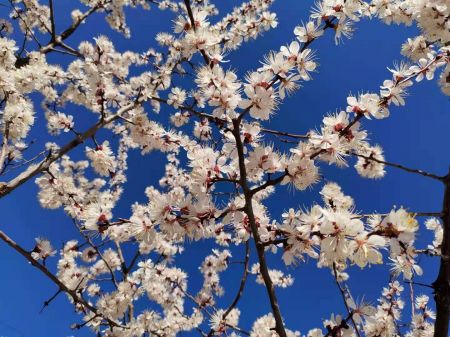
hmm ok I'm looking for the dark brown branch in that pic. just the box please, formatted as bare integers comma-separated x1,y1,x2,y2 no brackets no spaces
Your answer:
149,96,220,123
124,250,141,275
232,118,288,337
59,5,102,41
211,177,241,185
71,314,100,330
48,0,56,40
332,264,362,337
13,2,106,66
432,169,450,337
0,102,139,199
207,241,250,337
300,18,336,52
250,171,288,196
323,311,354,337
0,229,123,329
261,128,309,139
352,152,445,181
40,3,109,56
40,288,62,313
183,0,210,65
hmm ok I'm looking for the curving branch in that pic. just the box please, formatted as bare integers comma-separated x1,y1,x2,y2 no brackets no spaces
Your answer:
207,241,250,337
0,229,123,329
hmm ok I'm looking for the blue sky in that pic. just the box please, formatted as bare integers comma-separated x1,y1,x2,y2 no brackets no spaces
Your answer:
0,1,449,336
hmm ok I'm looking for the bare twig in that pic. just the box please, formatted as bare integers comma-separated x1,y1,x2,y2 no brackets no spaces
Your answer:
39,288,62,313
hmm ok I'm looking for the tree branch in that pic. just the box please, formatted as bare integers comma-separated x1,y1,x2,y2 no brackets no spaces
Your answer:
232,118,288,337
0,121,11,173
310,114,364,160
0,229,123,329
432,169,450,337
39,288,62,313
207,241,250,337
0,101,140,199
71,219,119,289
182,0,210,65
48,0,56,41
250,171,288,196
261,128,309,140
332,263,362,337
352,152,446,181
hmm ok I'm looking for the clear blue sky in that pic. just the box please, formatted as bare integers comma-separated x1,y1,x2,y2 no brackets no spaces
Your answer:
0,1,449,336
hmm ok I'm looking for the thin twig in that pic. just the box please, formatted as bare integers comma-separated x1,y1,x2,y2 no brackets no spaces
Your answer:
332,263,362,337
0,229,124,329
261,128,309,139
0,101,140,199
207,241,250,337
39,288,62,313
352,152,445,181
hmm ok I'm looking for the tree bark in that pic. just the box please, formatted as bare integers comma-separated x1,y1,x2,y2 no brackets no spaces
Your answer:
433,167,450,337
